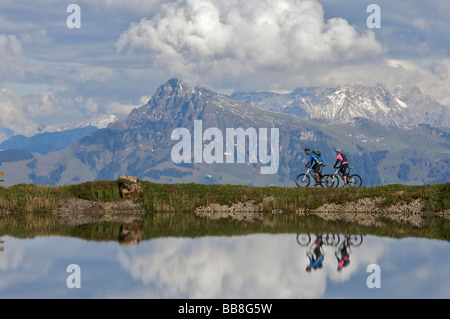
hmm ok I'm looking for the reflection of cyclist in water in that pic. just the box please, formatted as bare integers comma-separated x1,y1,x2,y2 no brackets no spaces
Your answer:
336,237,350,271
306,236,324,272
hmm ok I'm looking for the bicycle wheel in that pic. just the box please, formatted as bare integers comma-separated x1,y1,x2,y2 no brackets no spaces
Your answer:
325,175,339,188
296,234,311,246
348,235,363,247
318,174,328,187
333,234,341,246
348,174,362,187
296,174,310,187
324,233,338,246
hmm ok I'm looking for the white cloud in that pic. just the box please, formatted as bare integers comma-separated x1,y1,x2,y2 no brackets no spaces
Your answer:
83,97,100,114
90,0,164,15
138,95,151,105
19,29,50,46
0,86,37,136
75,66,115,84
105,101,138,115
26,90,60,116
116,0,384,83
0,33,27,81
386,58,450,106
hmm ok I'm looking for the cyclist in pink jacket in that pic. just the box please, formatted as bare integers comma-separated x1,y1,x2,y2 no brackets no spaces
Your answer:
334,149,349,186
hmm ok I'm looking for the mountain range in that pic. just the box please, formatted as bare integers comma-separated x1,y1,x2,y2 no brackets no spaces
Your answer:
0,115,118,154
230,84,449,128
0,79,448,187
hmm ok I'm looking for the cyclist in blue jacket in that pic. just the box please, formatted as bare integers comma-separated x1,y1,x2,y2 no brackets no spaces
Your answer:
304,148,324,186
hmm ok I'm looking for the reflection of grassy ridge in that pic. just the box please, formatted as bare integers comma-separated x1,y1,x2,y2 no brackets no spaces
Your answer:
2,212,448,242
139,212,449,241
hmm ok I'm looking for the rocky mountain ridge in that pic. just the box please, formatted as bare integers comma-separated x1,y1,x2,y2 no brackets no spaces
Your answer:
231,84,449,128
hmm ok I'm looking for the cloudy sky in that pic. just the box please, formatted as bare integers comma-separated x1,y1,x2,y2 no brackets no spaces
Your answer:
1,0,449,137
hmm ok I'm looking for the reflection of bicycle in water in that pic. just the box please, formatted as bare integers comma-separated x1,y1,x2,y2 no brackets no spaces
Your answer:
296,233,341,247
305,236,325,272
297,234,363,247
297,233,341,272
296,233,364,271
344,234,363,247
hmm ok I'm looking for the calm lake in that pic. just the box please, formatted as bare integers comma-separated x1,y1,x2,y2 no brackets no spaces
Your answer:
0,234,449,299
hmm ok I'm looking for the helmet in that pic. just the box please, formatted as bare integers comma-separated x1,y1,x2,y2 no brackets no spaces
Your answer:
335,148,341,153
304,148,310,152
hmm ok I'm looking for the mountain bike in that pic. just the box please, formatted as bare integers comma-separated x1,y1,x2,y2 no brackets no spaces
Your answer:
296,165,329,187
324,166,362,187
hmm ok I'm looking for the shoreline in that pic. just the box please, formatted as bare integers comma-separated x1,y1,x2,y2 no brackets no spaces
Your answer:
1,180,449,242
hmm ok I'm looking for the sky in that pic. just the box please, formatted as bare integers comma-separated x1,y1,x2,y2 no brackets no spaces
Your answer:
0,0,449,138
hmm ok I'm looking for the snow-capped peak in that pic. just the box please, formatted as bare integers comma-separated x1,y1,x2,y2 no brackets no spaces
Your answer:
33,114,119,136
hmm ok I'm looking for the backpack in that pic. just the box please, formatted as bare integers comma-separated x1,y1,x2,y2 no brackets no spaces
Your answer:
341,153,349,162
312,150,322,157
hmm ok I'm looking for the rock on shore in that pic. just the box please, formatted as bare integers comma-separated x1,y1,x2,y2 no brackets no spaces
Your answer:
56,198,145,226
297,197,428,227
118,176,143,200
196,196,449,227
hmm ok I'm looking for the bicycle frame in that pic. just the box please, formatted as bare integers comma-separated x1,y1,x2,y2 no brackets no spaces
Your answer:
335,235,363,255
299,166,322,183
307,167,320,180
327,166,352,186
296,164,328,187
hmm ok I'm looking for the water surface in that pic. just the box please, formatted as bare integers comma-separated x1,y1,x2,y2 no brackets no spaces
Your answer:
0,234,448,298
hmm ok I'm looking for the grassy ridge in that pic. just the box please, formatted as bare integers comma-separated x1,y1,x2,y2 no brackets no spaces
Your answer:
140,182,450,213
0,180,449,213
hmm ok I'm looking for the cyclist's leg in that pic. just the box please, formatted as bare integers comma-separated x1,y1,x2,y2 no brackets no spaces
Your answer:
345,164,350,184
313,164,322,184
341,164,349,184
311,164,318,184
318,163,325,183
344,165,348,184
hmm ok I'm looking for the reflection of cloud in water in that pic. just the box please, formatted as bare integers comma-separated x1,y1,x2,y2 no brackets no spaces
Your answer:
326,237,386,283
117,235,386,298
0,236,24,272
0,236,27,292
373,238,450,299
0,236,114,297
